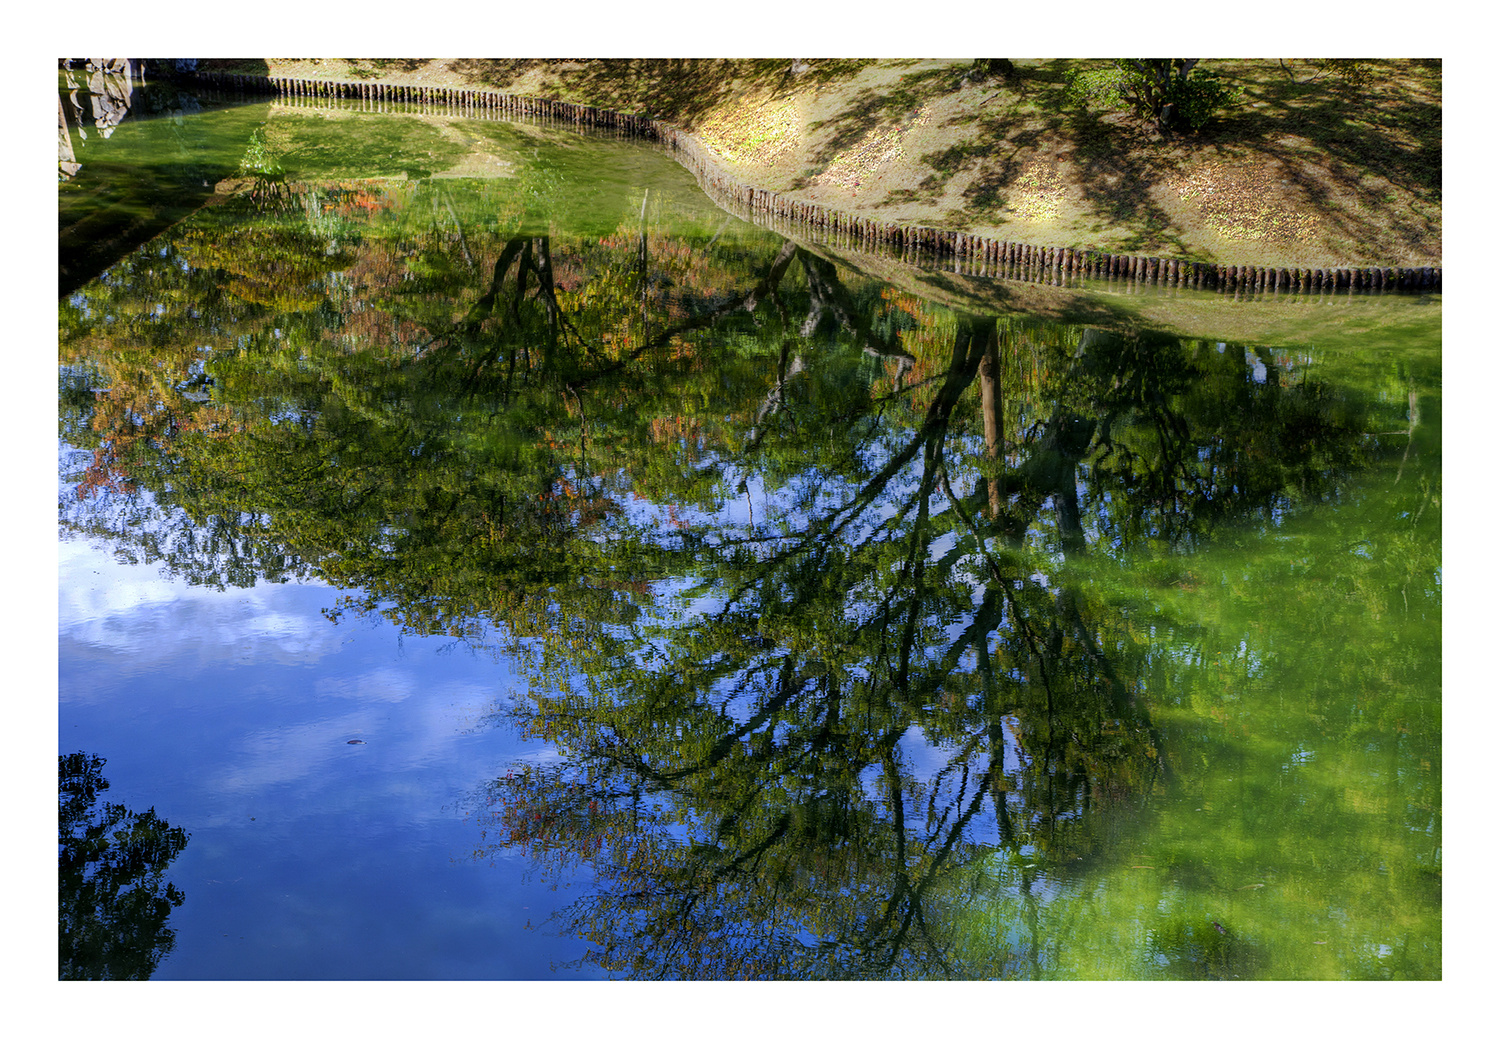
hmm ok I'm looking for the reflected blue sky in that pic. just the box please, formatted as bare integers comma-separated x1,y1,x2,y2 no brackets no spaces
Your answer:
59,534,604,979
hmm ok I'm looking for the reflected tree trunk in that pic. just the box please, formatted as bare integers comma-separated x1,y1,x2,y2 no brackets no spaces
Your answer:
58,95,81,179
798,251,915,372
745,341,805,453
979,327,1003,521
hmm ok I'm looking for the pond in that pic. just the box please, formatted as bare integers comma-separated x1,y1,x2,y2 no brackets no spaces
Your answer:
57,71,1441,981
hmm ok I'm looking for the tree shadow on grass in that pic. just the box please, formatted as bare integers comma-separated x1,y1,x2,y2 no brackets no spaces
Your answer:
1231,60,1440,200
197,58,270,76
1186,59,1441,257
341,58,430,79
1047,96,1186,252
906,59,1439,260
786,63,972,190
873,64,1070,217
784,61,1183,249
449,59,878,127
908,62,1188,250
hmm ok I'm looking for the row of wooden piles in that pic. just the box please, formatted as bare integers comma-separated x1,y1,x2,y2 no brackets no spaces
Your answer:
663,129,1441,294
192,71,659,136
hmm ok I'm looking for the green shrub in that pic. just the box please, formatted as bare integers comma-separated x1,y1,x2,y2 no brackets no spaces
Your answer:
1067,60,1242,133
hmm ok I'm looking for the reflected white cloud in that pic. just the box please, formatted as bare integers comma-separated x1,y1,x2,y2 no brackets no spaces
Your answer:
313,666,419,702
208,676,514,826
217,708,394,796
59,538,347,683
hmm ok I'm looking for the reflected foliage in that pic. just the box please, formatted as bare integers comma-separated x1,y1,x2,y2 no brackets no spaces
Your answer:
58,163,1439,978
58,753,189,980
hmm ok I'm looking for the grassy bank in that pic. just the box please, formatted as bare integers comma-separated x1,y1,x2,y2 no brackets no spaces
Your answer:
198,58,1440,270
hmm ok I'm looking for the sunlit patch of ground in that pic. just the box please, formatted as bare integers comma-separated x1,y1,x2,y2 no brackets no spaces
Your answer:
1172,161,1323,245
1005,161,1069,222
694,92,803,167
808,104,933,192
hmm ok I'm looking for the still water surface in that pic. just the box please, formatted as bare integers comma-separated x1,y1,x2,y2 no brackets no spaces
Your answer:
57,74,1440,980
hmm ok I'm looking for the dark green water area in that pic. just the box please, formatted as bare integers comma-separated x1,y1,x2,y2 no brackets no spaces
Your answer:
58,73,1440,980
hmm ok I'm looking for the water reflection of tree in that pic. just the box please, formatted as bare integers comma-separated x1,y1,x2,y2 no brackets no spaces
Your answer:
60,204,906,626
460,314,1150,977
59,202,1408,976
466,314,1386,978
478,579,1160,978
58,753,189,980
